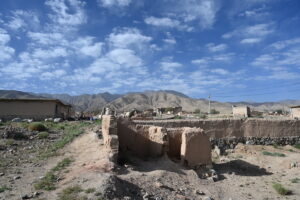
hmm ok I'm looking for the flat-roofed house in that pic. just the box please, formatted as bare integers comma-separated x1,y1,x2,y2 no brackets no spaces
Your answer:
0,98,73,120
232,105,250,118
290,106,300,119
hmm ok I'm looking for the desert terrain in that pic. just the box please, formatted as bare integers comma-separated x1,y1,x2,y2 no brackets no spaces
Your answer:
0,121,299,200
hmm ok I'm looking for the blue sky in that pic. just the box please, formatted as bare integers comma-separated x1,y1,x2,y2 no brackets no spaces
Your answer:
0,0,300,102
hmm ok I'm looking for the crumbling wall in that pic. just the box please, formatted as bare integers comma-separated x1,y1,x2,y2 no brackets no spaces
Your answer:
117,119,168,158
181,128,212,168
102,115,119,162
133,119,300,138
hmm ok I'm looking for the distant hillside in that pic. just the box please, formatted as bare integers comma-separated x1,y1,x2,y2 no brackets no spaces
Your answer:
0,90,299,113
0,90,44,99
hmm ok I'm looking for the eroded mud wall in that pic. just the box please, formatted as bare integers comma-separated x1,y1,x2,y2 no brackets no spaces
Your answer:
133,119,300,138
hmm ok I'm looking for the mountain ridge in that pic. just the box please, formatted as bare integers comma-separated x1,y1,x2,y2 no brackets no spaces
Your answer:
0,90,299,113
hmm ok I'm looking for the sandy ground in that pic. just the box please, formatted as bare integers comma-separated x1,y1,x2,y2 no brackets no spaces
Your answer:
1,128,300,200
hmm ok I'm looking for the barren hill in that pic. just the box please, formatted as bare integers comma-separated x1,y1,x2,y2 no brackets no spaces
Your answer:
0,90,299,113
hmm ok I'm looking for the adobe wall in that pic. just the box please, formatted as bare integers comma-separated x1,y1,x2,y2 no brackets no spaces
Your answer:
0,101,56,120
133,118,300,138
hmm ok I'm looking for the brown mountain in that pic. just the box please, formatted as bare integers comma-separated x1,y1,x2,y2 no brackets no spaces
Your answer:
0,90,299,113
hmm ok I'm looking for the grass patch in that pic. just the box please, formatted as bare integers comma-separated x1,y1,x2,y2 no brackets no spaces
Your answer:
58,185,87,200
0,185,10,193
291,178,300,183
34,157,73,191
294,143,300,150
262,151,286,157
37,132,49,139
85,188,96,194
28,122,47,132
272,183,291,195
40,122,89,158
52,158,73,172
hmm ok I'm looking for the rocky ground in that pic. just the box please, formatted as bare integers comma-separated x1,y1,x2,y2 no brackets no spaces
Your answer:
0,122,300,200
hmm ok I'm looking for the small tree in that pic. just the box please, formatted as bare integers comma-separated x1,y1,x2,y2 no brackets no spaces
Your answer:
210,109,220,114
194,109,201,114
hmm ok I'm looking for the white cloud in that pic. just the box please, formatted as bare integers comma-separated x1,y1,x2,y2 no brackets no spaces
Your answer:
41,69,66,79
0,28,15,61
211,68,229,75
32,47,68,59
222,23,274,43
98,0,131,8
160,61,182,72
7,10,40,31
144,16,193,31
107,48,143,67
206,43,227,52
163,38,176,44
45,0,86,26
270,37,300,50
177,0,220,29
240,38,261,44
108,28,152,50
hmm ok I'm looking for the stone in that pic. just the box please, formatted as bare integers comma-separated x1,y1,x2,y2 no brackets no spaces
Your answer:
143,192,150,200
203,197,213,200
0,172,4,176
44,118,53,122
11,118,21,122
14,176,21,180
54,118,62,123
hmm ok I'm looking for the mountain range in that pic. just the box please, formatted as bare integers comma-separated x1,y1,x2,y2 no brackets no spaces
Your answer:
0,90,299,113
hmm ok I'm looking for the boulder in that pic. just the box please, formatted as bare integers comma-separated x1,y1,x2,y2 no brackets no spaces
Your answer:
11,118,21,122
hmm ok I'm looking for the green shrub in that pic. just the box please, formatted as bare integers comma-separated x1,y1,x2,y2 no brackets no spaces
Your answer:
34,172,57,191
85,188,96,194
272,183,291,195
37,132,49,139
262,151,286,157
58,185,87,200
28,122,47,132
0,186,10,193
35,157,73,191
294,143,300,150
291,178,300,183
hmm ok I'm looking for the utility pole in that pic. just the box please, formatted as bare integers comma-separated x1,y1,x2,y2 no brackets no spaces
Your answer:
208,94,211,115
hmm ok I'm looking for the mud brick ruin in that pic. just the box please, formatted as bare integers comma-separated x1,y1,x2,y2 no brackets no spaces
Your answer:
101,115,212,169
102,116,300,169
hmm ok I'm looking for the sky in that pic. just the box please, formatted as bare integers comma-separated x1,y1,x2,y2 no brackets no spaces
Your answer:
0,0,300,102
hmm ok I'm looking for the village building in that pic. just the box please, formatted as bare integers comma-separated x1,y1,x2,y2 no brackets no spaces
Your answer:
232,105,250,118
290,106,300,119
0,98,73,121
156,107,182,115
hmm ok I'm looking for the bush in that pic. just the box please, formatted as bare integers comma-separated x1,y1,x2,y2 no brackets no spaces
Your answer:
58,185,87,200
294,143,300,149
28,122,47,132
210,109,220,114
272,183,291,195
37,132,49,139
262,151,286,157
0,185,10,193
291,178,300,183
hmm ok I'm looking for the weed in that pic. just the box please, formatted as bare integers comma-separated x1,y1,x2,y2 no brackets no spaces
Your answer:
288,149,294,152
291,178,300,183
37,132,49,139
40,122,88,158
272,183,291,195
34,172,57,191
272,144,279,149
35,157,73,191
0,186,10,193
85,188,96,194
28,122,47,132
5,139,15,146
262,151,286,157
52,158,73,172
58,185,87,200
294,143,300,150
